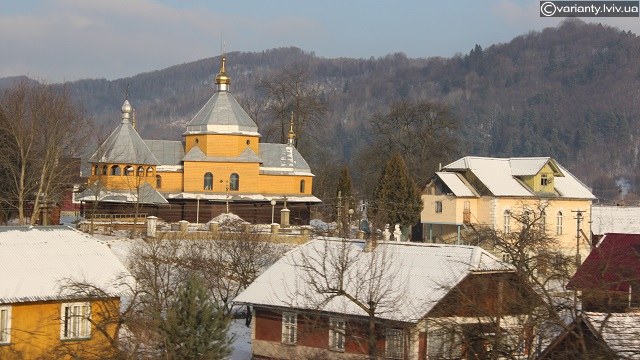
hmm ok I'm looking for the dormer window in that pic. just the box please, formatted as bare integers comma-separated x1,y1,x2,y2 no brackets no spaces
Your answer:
541,174,550,186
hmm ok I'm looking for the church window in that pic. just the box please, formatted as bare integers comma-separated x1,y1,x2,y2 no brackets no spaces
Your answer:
102,165,108,175
110,165,121,176
204,172,213,190
300,180,305,193
137,166,144,177
124,166,134,176
146,167,153,176
246,139,251,145
230,173,239,191
156,175,162,189
93,165,98,175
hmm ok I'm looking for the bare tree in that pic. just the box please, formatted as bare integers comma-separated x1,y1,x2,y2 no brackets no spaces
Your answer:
0,81,88,225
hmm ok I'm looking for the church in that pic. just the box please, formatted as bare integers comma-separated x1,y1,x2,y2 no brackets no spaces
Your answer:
77,57,320,224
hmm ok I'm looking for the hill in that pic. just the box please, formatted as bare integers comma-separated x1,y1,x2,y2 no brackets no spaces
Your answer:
5,19,639,202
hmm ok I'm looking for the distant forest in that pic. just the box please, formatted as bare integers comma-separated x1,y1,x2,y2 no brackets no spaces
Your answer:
3,19,639,204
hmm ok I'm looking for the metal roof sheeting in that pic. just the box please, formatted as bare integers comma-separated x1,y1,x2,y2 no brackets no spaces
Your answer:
436,172,477,197
185,91,259,136
583,312,640,359
234,239,512,323
90,122,160,166
144,140,184,166
591,206,640,236
0,226,132,304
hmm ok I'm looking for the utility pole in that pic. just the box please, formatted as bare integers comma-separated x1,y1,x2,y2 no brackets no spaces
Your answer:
572,209,584,268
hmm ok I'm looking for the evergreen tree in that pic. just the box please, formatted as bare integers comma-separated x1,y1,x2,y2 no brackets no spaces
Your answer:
371,153,422,228
336,165,354,233
336,165,352,199
162,274,232,360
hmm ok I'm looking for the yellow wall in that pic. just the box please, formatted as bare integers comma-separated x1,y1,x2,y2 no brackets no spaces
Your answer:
521,162,556,193
0,299,120,360
185,134,260,158
183,161,261,193
257,174,313,195
155,171,183,193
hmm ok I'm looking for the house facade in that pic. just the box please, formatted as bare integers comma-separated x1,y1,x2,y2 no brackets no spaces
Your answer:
421,157,595,258
235,239,540,359
77,56,320,224
0,226,131,359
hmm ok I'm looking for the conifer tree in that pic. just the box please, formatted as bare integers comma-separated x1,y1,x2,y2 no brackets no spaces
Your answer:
162,274,232,360
371,153,422,228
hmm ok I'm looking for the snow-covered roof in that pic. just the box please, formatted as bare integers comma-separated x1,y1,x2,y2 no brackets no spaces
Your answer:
75,182,168,204
259,143,313,176
436,172,477,197
185,91,259,136
234,239,512,323
441,156,595,199
0,226,132,304
90,117,160,166
591,205,640,236
583,312,640,359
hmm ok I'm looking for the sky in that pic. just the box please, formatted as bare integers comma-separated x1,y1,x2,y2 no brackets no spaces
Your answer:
1,0,639,83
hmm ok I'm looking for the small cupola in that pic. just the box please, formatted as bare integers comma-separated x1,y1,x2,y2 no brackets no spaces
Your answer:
121,99,132,123
287,112,296,146
215,56,231,92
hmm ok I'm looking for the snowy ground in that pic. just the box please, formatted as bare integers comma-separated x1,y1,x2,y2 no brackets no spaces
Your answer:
229,319,252,360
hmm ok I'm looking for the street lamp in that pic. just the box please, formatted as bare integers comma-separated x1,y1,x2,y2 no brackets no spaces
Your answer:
270,199,277,224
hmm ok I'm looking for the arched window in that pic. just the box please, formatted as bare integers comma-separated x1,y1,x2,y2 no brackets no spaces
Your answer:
110,165,121,176
300,179,305,193
204,172,213,190
556,211,563,235
124,166,134,176
503,210,511,234
102,165,108,175
230,173,239,191
137,166,145,177
146,167,153,177
93,165,99,175
156,175,162,189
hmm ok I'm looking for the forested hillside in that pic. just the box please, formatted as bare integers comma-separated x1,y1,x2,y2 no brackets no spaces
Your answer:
4,19,639,203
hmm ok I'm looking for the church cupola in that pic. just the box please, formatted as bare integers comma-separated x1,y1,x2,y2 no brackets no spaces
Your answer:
121,99,132,123
287,112,296,146
215,56,231,92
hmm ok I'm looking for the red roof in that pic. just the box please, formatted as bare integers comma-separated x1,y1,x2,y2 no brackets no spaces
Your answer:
567,233,640,292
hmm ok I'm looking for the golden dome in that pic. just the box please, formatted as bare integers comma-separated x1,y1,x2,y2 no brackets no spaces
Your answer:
215,56,231,85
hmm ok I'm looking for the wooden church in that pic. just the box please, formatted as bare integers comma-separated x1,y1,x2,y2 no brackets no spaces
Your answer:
77,57,320,224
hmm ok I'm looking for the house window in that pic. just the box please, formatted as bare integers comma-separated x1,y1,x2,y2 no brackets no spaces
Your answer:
110,165,121,176
556,211,563,235
281,312,297,345
503,210,511,234
300,179,305,193
230,173,239,191
204,172,213,190
427,329,462,359
435,201,443,213
385,328,404,359
540,174,549,186
0,306,11,344
60,302,91,340
156,175,162,189
329,317,346,351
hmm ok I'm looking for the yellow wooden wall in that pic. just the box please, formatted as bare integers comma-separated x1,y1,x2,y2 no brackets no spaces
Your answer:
185,134,260,157
521,162,557,193
183,161,261,193
0,299,119,360
156,171,183,193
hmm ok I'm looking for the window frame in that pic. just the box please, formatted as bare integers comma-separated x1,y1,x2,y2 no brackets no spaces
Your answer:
60,302,91,340
281,312,297,345
385,328,404,359
435,201,443,213
503,210,511,234
204,172,213,191
556,211,563,235
329,317,346,351
0,305,11,344
300,179,306,193
230,173,240,191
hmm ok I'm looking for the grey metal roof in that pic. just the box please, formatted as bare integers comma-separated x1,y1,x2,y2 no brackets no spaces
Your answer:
144,140,184,166
259,143,312,175
75,182,168,204
185,91,259,136
0,226,131,304
90,121,160,165
182,145,262,163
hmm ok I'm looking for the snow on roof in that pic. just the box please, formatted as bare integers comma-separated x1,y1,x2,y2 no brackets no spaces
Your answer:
0,226,132,304
75,182,168,204
436,172,478,197
234,239,512,323
583,312,640,359
442,156,595,199
591,206,640,236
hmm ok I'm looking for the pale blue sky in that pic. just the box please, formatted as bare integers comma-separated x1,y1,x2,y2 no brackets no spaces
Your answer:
0,0,637,82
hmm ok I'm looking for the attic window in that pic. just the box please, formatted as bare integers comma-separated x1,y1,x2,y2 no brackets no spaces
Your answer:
246,139,251,145
541,174,551,186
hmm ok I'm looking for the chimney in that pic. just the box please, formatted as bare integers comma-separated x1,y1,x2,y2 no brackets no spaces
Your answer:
364,237,377,252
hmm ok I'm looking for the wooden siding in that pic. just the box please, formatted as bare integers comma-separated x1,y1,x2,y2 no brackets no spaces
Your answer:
185,134,260,157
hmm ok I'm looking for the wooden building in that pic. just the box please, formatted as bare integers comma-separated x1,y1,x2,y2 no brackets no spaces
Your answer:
77,56,320,224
